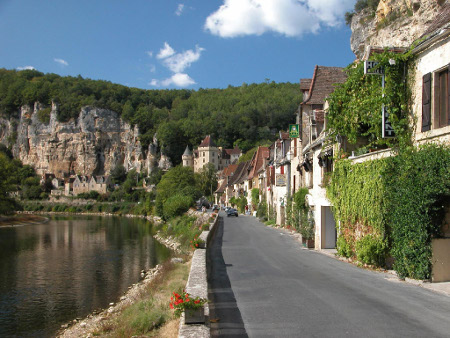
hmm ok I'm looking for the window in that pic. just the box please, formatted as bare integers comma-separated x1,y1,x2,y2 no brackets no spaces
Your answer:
422,66,449,131
435,68,449,129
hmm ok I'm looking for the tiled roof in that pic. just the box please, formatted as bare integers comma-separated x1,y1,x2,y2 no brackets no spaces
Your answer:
280,132,290,140
225,145,241,155
228,161,249,186
215,179,227,193
248,146,269,180
302,66,347,105
199,135,217,148
421,2,450,38
300,78,312,90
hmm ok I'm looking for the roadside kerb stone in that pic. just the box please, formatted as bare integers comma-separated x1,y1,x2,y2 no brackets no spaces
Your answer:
178,213,219,338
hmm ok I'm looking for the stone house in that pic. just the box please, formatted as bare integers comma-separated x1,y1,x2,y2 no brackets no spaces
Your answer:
246,146,270,211
214,164,238,206
410,4,450,145
182,135,242,173
68,175,112,196
298,66,347,249
72,175,90,195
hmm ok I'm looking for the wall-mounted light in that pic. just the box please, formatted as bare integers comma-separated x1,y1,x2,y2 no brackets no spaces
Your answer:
388,59,396,65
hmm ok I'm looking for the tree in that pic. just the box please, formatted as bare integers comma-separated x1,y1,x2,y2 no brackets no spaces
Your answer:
196,163,218,199
111,164,127,184
155,165,196,218
0,152,17,214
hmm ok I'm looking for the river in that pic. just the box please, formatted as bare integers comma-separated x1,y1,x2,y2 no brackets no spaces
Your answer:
0,215,172,337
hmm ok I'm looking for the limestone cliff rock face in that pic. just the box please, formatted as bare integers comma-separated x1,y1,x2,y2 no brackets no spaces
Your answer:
0,103,146,178
350,0,444,59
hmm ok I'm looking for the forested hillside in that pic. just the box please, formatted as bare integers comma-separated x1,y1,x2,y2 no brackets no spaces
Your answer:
0,69,301,164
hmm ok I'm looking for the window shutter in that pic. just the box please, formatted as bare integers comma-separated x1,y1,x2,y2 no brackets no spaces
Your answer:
447,65,450,126
422,73,431,132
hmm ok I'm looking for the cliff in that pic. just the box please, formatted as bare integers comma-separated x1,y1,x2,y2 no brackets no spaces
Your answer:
350,0,446,59
0,103,156,178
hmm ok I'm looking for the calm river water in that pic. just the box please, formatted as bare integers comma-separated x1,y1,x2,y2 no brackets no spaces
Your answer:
0,215,172,337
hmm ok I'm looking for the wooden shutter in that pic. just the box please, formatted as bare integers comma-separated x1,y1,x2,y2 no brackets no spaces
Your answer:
422,73,431,132
447,65,450,126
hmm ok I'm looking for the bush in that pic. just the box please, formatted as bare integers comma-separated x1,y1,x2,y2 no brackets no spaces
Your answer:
256,200,268,221
355,235,386,266
336,236,353,258
163,194,193,220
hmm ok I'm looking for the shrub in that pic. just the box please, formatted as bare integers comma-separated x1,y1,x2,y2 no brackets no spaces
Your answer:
336,236,353,258
355,235,386,266
256,200,268,221
163,194,193,220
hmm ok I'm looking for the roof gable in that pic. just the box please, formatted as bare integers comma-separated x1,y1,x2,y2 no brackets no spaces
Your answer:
199,135,217,148
303,66,347,105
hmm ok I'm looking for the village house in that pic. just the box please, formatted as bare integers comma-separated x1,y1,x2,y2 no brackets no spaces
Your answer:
298,66,347,249
246,146,270,213
65,175,113,196
214,163,238,206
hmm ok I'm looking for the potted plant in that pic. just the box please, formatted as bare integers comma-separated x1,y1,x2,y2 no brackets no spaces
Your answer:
299,210,315,248
169,291,207,324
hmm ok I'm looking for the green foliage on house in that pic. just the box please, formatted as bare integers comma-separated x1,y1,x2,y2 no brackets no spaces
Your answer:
328,144,450,279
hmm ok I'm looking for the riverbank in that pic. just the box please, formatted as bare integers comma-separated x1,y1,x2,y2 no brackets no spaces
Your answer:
54,210,212,337
58,257,191,337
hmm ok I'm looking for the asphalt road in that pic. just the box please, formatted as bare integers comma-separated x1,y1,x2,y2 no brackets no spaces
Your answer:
207,213,450,338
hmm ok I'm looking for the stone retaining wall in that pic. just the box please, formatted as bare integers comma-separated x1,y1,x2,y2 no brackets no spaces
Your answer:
178,213,219,338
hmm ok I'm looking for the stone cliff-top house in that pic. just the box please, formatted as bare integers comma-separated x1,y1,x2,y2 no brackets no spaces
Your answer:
182,135,242,173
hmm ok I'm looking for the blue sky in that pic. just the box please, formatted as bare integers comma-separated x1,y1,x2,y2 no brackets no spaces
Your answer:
0,0,357,89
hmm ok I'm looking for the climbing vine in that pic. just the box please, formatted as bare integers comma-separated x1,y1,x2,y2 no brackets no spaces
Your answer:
328,144,450,278
327,50,413,149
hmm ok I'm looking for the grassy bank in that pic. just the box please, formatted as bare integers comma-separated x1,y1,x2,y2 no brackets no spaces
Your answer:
93,259,190,337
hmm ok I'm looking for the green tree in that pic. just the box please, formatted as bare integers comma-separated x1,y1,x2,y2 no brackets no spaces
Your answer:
0,152,18,214
155,166,196,218
196,163,218,199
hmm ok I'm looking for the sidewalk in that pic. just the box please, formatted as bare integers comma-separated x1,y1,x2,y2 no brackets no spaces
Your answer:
275,225,450,298
318,248,450,298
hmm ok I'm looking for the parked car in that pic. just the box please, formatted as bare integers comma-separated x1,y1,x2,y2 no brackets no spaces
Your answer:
212,204,220,211
226,208,238,217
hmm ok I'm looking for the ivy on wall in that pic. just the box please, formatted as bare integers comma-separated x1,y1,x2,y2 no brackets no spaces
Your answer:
328,144,450,279
327,51,413,149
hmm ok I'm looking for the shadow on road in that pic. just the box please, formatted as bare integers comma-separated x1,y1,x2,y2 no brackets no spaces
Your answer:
207,216,248,337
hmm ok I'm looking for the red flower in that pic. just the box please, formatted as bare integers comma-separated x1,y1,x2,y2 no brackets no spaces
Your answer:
170,303,174,309
194,300,200,304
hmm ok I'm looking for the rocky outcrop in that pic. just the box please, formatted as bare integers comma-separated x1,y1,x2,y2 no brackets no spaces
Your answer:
0,103,147,178
350,0,445,59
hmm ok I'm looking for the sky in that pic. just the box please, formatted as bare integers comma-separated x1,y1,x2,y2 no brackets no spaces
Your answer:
0,0,357,90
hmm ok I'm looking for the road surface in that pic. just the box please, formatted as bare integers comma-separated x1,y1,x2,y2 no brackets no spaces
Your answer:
207,213,450,337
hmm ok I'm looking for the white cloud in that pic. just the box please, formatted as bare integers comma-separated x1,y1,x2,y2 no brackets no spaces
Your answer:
161,45,205,73
162,73,196,87
157,42,176,59
146,51,153,57
17,66,35,70
149,79,160,87
151,42,204,87
149,64,156,73
54,58,69,66
204,0,355,38
175,3,185,16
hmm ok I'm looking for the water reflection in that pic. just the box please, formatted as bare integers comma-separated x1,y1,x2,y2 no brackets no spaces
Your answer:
0,215,171,337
